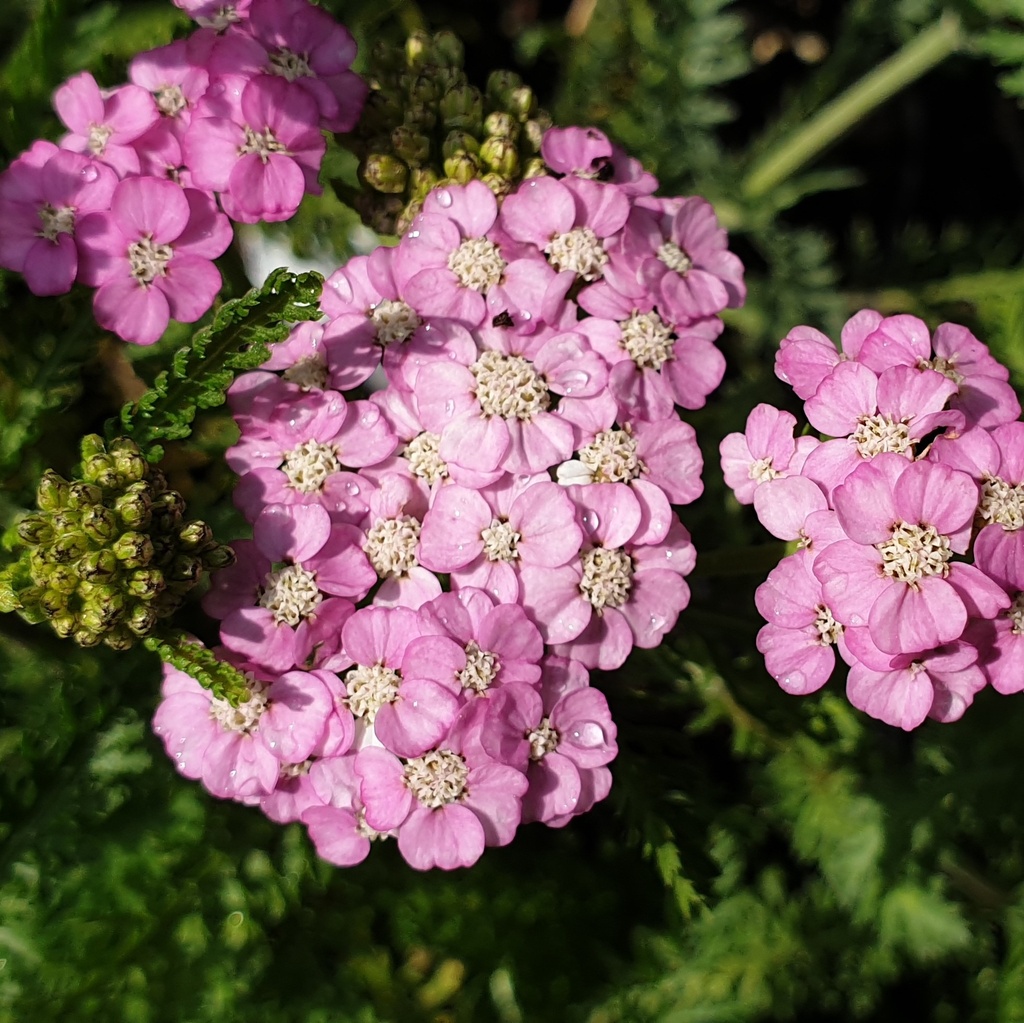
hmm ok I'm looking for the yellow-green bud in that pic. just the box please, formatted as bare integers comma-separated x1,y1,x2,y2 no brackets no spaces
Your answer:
201,543,236,571
391,126,431,165
522,157,548,180
82,455,119,489
37,471,69,512
525,117,551,151
127,567,165,600
48,563,80,594
52,532,89,563
432,30,464,68
79,434,107,460
78,548,119,582
112,532,154,569
125,604,159,637
484,111,519,140
442,130,480,160
443,152,483,184
480,136,519,177
103,627,135,651
168,554,202,585
361,153,410,194
66,482,104,510
178,521,213,551
51,613,76,639
17,514,53,546
507,86,536,121
39,588,67,617
440,85,482,133
73,627,101,648
80,505,118,544
405,31,431,68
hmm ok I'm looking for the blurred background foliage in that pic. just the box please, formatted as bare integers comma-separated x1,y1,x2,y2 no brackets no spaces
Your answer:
3,0,1024,1019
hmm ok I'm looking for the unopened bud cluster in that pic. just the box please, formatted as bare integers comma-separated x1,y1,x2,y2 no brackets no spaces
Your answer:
0,436,234,649
349,30,552,234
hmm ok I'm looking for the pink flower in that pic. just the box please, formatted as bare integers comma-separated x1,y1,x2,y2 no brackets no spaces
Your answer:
302,754,378,866
184,74,325,222
0,141,117,295
129,40,210,135
970,593,1024,695
815,454,1006,655
755,550,847,695
76,175,231,344
55,72,160,177
541,126,656,196
174,0,252,29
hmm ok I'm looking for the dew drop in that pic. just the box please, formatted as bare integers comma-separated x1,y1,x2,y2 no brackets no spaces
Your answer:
648,614,665,633
229,769,237,777
664,549,673,560
360,406,380,427
408,230,420,239
269,740,277,749
435,188,453,208
174,751,182,759
849,613,863,626
444,399,456,418
563,370,590,393
570,722,605,748
81,164,99,182
452,508,461,518
581,510,600,532
346,481,361,496
521,311,532,321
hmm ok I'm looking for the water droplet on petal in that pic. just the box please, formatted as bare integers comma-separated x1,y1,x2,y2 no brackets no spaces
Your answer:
81,164,99,182
664,549,673,560
452,509,461,519
648,614,665,633
174,750,182,759
435,188,453,208
570,722,605,748
270,740,277,749
360,406,380,427
408,230,420,239
444,399,456,418
850,613,863,626
346,481,360,496
229,769,237,777
521,311,532,321
581,510,600,532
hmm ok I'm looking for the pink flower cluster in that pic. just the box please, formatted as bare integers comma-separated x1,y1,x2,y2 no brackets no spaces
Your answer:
153,126,746,869
0,0,365,344
721,310,1024,730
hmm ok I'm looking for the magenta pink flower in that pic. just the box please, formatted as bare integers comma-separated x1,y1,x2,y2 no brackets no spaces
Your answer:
815,454,1007,655
75,175,231,344
0,141,117,295
174,0,252,28
970,593,1024,695
302,754,377,866
184,74,325,222
755,549,847,695
541,126,656,196
129,39,210,135
55,71,160,177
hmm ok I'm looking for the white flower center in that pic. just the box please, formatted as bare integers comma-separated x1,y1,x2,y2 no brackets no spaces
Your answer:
240,125,288,162
1009,593,1024,636
748,457,781,484
619,311,676,370
918,356,965,387
282,355,328,391
209,677,269,734
403,748,468,808
259,563,322,625
875,520,952,585
282,439,340,493
38,203,76,242
579,546,633,611
370,299,420,346
403,431,449,484
447,237,506,291
471,350,550,420
128,235,174,286
578,426,644,484
269,48,313,82
979,474,1024,532
481,518,520,562
814,604,842,645
527,717,559,760
355,807,387,841
364,515,421,577
87,123,113,156
657,241,693,275
852,414,912,458
280,759,312,779
345,662,401,721
196,5,241,30
155,84,187,117
457,640,499,694
545,226,608,281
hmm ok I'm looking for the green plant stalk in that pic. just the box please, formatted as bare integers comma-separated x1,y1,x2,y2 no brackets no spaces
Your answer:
743,12,964,200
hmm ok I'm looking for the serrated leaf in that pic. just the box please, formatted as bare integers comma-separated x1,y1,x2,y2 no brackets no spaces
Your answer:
877,884,972,962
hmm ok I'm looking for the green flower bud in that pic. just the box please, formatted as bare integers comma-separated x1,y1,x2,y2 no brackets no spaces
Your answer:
361,153,410,194
405,31,431,68
507,86,536,121
391,126,431,165
486,70,524,108
481,172,516,200
78,548,119,582
125,604,159,637
103,627,136,651
484,111,519,140
79,434,107,460
79,586,125,632
73,626,101,648
37,471,69,512
112,532,154,569
432,30,465,68
110,444,147,484
52,532,90,563
80,505,119,544
443,151,483,184
404,101,437,133
522,157,548,180
480,136,519,177
115,492,152,531
152,492,185,533
440,85,482,133
407,72,441,107
47,563,80,594
126,567,165,600
67,482,104,510
201,543,236,571
17,514,53,547
525,116,551,152
51,613,76,639
442,130,480,160
0,573,20,613
178,521,213,551
168,555,202,585
39,588,68,617
81,454,119,489
408,167,440,200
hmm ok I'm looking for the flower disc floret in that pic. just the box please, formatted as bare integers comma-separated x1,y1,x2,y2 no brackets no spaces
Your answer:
403,432,448,484
814,604,843,645
457,640,499,694
481,519,521,562
259,563,322,625
269,48,313,82
155,85,187,117
527,717,559,760
282,439,341,493
402,748,468,808
38,204,76,241
283,356,328,391
853,413,912,458
656,240,692,275
876,521,952,585
545,226,608,281
345,663,401,721
1011,594,1024,636
240,125,288,161
371,300,420,346
209,677,269,733
471,351,550,420
619,311,675,370
579,427,644,483
579,546,633,612
364,515,421,577
447,237,506,291
979,475,1024,531
128,236,173,285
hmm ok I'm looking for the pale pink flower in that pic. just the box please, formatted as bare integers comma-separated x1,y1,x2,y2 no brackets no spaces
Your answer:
302,754,378,866
76,175,231,344
0,141,117,295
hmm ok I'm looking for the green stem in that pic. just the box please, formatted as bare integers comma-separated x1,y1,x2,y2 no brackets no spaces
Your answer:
743,12,963,199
